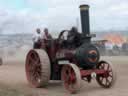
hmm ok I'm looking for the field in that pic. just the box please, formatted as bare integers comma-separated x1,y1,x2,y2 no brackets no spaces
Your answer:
0,56,128,96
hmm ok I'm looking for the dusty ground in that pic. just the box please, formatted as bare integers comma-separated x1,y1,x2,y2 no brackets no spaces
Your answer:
0,56,128,96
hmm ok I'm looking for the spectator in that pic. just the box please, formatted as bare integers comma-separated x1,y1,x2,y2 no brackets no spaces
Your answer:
105,41,113,55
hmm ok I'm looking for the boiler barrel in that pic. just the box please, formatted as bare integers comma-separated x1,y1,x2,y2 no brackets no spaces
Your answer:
79,4,91,42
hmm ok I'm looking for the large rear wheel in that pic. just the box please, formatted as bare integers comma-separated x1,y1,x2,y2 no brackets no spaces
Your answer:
96,61,116,88
61,64,81,94
25,49,51,88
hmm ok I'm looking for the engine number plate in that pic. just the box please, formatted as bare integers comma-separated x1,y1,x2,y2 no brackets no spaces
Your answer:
58,61,69,65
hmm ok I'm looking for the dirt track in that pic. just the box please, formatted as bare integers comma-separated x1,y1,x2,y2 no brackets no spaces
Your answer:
0,56,128,96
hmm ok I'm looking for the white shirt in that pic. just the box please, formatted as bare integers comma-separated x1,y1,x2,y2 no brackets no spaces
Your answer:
42,33,48,40
32,33,42,43
42,33,52,40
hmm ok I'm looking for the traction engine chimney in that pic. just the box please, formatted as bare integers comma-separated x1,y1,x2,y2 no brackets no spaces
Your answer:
79,4,91,43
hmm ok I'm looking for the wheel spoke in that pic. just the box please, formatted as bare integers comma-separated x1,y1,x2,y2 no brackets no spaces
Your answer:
108,69,112,72
29,57,35,64
28,64,34,72
31,53,37,61
32,71,40,82
63,69,70,83
105,78,109,85
35,59,40,65
100,77,104,82
107,63,109,70
103,63,105,69
109,74,113,78
36,67,41,73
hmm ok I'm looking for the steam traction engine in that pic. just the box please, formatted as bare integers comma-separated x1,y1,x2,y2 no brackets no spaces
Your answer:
25,4,116,93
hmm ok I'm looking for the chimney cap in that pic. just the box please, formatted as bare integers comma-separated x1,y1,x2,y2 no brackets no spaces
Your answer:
79,4,89,9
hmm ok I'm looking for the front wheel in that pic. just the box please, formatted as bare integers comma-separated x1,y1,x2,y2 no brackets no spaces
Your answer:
96,61,116,88
61,64,81,94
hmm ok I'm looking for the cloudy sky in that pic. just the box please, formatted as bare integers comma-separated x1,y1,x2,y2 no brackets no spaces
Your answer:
0,0,128,34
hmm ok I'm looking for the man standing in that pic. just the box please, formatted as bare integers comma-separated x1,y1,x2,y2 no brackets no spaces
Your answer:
43,28,52,40
32,28,42,49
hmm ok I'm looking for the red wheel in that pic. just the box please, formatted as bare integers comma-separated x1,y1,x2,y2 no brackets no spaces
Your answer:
25,49,50,88
96,61,116,88
61,64,81,94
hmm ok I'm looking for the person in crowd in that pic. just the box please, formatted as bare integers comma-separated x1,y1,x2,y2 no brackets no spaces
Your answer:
105,41,114,55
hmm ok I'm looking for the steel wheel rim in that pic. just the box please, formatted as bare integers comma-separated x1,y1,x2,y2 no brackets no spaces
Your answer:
26,50,42,87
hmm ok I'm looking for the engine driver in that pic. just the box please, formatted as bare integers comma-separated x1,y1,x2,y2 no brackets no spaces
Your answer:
67,27,81,48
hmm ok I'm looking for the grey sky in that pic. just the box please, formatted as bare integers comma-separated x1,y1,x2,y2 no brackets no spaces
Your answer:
0,0,128,34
